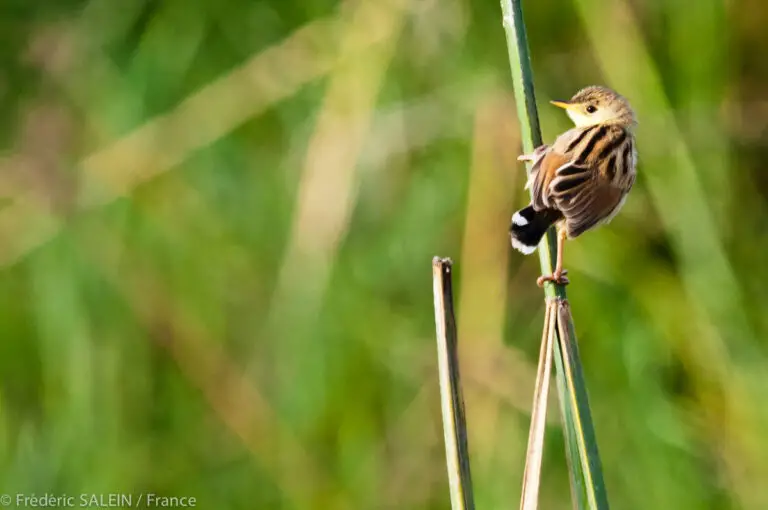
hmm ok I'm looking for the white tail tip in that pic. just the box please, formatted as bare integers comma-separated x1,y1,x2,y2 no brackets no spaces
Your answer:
511,237,537,255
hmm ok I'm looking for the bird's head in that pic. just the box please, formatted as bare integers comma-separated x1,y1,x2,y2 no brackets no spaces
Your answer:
550,85,636,129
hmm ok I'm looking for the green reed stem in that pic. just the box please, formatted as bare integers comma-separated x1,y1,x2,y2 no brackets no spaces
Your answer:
499,1,610,508
432,257,476,510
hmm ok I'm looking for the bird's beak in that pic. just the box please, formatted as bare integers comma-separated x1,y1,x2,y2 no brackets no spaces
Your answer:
550,100,572,109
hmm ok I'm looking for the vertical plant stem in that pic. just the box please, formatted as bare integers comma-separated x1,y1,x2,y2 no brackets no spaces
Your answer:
499,1,610,508
556,300,609,508
432,257,476,510
499,1,561,299
519,299,557,510
552,342,588,509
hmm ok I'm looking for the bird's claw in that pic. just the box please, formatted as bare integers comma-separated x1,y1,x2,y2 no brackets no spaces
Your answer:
536,269,569,287
518,145,549,163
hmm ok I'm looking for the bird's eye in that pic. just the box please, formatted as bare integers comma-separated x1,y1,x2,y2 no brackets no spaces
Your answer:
586,105,597,113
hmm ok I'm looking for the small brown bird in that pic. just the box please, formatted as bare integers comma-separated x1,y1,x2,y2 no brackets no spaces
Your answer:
510,85,637,286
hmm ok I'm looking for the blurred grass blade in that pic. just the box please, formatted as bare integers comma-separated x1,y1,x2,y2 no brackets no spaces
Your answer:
520,299,557,510
499,0,610,508
432,257,476,510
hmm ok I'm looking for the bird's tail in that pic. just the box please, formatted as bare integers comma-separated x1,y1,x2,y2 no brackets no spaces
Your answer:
509,206,562,254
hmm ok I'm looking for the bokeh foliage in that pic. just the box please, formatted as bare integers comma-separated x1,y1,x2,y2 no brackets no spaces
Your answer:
0,0,767,508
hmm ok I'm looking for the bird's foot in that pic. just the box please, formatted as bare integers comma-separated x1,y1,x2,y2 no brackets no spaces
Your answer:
537,269,569,287
517,145,549,163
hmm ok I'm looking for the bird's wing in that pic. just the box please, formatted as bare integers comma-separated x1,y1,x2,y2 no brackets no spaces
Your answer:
529,126,597,210
531,125,634,237
555,176,628,238
529,150,581,211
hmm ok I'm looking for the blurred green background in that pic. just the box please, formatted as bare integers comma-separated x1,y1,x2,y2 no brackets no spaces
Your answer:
0,0,767,508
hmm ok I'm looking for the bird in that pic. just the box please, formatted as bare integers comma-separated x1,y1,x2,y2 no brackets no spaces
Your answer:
510,85,637,287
